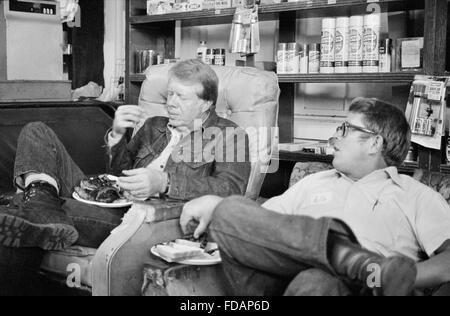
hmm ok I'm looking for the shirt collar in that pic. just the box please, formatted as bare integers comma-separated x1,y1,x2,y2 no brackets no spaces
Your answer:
166,109,218,136
336,166,404,189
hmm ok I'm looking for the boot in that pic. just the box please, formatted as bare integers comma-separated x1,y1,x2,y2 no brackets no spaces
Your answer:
328,234,417,296
0,181,78,251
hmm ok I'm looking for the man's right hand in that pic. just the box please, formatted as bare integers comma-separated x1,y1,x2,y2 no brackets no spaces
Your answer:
180,195,224,239
112,105,144,138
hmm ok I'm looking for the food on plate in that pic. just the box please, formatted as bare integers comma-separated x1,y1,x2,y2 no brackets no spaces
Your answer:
155,242,204,262
74,174,127,204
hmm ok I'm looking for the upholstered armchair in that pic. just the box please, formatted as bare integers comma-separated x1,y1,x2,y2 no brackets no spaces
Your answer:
40,64,280,295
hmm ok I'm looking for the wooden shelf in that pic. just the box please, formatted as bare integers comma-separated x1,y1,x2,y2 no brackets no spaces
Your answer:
276,150,419,173
129,0,419,25
130,72,419,84
278,72,419,83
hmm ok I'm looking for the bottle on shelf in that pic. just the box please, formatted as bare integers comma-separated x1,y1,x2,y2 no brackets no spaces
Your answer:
308,43,321,74
277,43,287,74
197,41,208,64
379,38,393,73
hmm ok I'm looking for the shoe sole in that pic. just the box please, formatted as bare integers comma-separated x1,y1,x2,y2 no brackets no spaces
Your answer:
375,257,417,296
0,214,79,251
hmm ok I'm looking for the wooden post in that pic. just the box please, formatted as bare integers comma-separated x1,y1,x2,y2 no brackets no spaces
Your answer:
278,11,297,143
418,0,448,172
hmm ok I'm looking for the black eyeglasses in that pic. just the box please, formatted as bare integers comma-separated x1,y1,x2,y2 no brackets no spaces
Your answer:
336,122,377,138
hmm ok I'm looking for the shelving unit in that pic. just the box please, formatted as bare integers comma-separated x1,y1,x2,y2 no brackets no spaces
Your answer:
125,0,449,191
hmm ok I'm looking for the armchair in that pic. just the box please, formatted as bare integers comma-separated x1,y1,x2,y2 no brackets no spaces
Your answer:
41,64,280,295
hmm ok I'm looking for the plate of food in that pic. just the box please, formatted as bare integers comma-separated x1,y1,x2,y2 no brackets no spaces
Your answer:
72,174,133,208
150,239,221,266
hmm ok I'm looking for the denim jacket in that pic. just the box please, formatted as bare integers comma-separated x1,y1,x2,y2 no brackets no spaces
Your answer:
108,111,251,200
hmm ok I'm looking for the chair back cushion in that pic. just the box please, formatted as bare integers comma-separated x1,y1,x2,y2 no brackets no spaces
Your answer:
138,64,280,199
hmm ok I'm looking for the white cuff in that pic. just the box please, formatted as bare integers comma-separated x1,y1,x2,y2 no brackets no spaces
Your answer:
108,131,123,147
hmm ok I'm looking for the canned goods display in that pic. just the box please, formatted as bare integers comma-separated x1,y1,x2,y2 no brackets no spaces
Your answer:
213,48,226,66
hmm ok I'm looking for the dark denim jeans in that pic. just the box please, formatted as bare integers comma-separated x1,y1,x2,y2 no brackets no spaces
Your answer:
13,122,127,248
208,195,354,296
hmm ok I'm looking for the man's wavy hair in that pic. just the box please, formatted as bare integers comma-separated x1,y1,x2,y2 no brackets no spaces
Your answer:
349,97,411,167
169,59,219,107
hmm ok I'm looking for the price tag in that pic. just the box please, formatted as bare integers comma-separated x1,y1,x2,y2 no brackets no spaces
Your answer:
327,0,336,4
427,81,445,101
215,9,221,14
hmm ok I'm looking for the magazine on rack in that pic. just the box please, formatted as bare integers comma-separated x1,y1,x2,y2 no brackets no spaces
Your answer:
404,75,449,150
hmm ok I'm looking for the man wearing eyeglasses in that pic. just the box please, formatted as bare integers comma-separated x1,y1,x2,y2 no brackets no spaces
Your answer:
180,97,450,296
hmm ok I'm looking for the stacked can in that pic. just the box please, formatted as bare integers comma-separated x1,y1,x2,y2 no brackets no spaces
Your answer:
348,15,364,73
320,18,336,73
335,17,350,73
285,43,300,73
309,43,321,73
299,44,309,74
363,13,381,73
277,43,287,73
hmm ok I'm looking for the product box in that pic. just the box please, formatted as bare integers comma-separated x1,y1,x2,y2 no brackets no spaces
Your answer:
215,0,232,9
187,0,203,11
172,1,188,12
147,0,174,15
396,37,424,72
203,0,215,10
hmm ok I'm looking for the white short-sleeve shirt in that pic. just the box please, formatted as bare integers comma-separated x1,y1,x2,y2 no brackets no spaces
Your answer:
262,167,450,261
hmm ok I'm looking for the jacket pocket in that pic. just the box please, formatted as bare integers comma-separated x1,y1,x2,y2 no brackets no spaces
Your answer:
182,160,212,177
134,145,156,168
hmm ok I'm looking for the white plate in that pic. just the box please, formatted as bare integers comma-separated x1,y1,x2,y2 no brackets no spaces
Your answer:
72,192,133,208
150,244,222,266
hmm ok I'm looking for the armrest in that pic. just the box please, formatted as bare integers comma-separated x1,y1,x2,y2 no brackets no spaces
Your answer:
91,199,185,296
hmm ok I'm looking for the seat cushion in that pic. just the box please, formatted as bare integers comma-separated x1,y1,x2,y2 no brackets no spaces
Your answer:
40,246,96,288
413,169,450,204
289,162,333,188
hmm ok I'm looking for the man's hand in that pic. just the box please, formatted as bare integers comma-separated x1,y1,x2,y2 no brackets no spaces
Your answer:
112,105,144,138
117,168,168,200
180,195,224,239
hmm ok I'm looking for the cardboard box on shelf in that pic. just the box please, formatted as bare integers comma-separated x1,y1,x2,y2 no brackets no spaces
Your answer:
215,0,232,9
187,0,203,11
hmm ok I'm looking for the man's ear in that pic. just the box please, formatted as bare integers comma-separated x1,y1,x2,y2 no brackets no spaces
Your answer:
202,100,213,113
369,135,384,154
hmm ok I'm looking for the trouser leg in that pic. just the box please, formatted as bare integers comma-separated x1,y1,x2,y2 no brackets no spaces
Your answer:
208,196,348,295
62,198,128,248
14,122,85,197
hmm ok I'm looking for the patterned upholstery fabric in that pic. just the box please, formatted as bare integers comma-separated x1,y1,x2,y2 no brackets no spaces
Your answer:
289,162,333,188
413,169,450,205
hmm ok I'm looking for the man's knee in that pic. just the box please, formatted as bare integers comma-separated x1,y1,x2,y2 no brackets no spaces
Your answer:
209,195,252,243
22,121,49,133
18,122,57,144
210,195,252,228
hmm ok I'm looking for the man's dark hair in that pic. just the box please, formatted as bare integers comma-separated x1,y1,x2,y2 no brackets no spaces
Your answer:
169,59,219,107
349,97,411,167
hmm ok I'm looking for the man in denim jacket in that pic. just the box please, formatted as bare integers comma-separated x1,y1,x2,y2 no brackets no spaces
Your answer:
0,59,250,253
